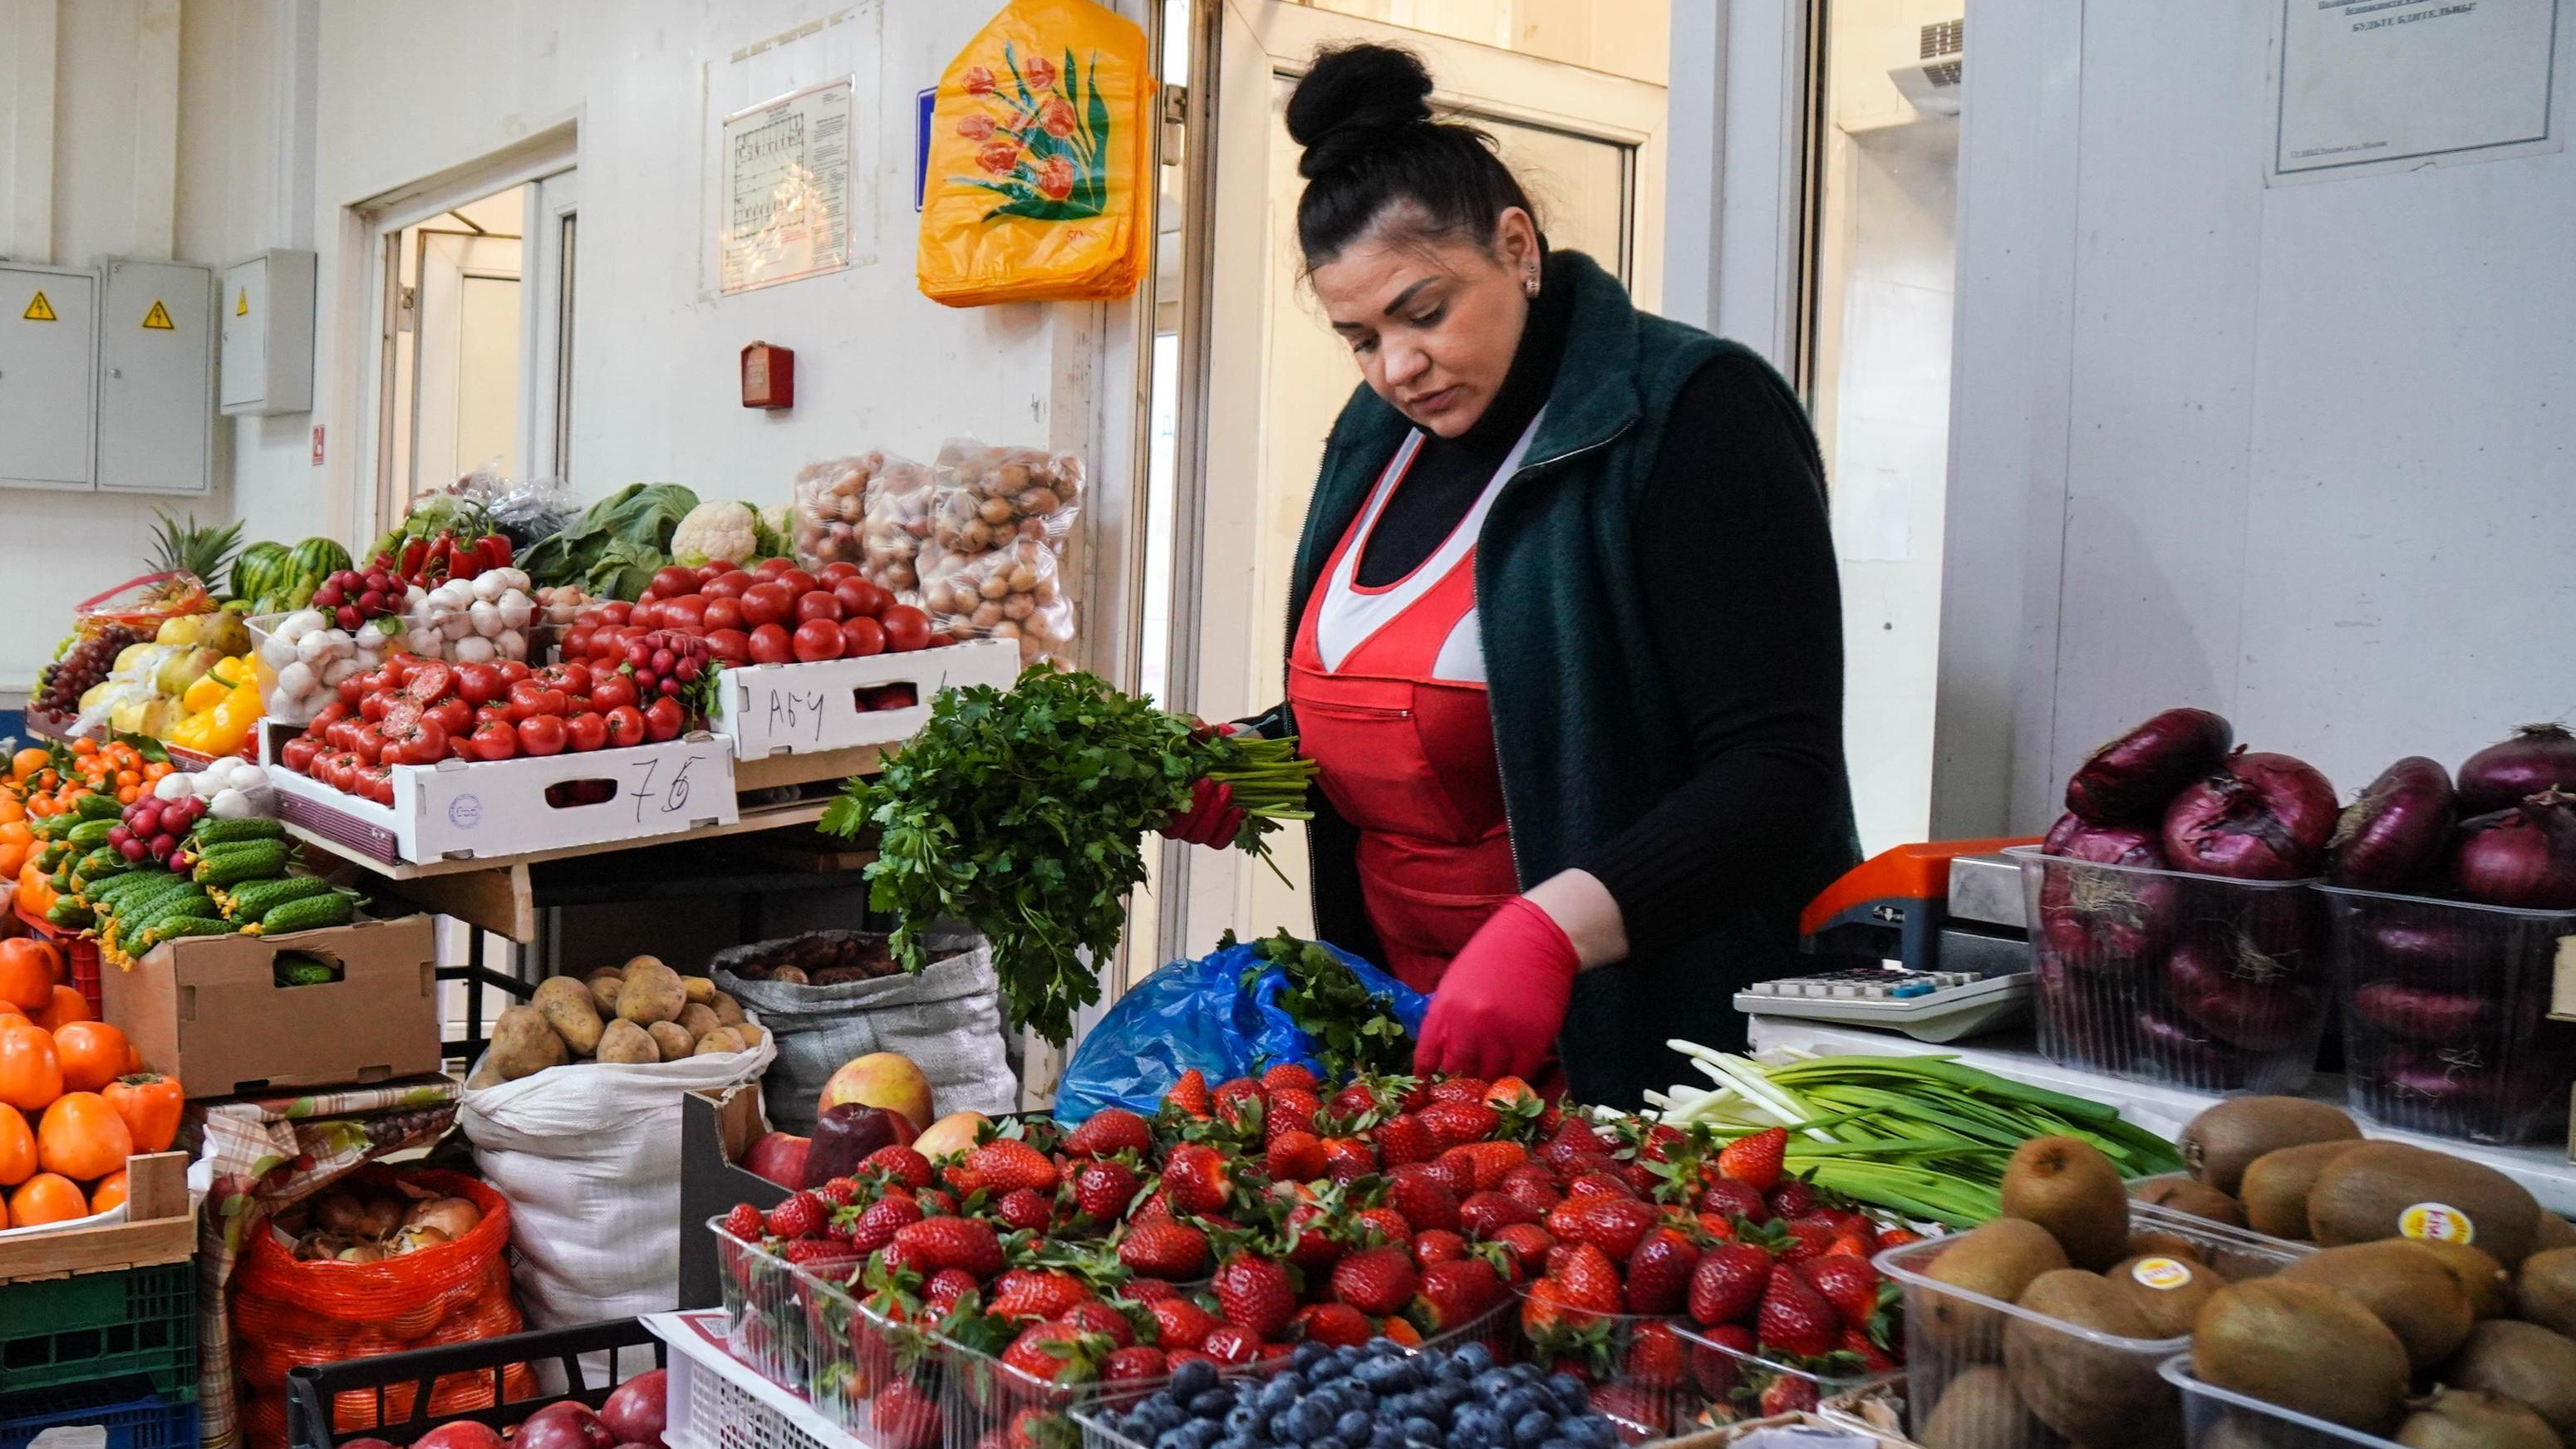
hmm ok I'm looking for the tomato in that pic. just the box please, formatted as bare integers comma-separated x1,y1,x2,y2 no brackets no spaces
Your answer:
597,601,632,626
868,686,918,711
695,562,729,584
52,1021,130,1094
280,736,322,773
661,594,709,630
405,661,455,703
358,692,390,723
396,716,450,766
603,705,647,748
589,675,640,711
701,597,745,632
701,571,751,602
705,629,751,666
498,660,533,685
561,625,596,659
651,565,702,598
839,617,887,658
644,697,686,743
881,605,933,652
447,661,500,705
540,661,594,695
791,619,844,662
794,591,844,625
740,582,793,628
469,720,519,761
625,601,660,630
426,698,470,736
831,578,880,619
754,557,794,580
748,624,795,666
351,723,387,765
311,700,353,729
776,567,819,597
517,715,568,757
819,562,859,584
565,712,609,752
363,767,396,806
509,681,569,721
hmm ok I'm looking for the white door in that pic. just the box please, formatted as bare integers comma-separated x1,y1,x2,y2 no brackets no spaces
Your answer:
1163,2,1668,955
522,169,580,485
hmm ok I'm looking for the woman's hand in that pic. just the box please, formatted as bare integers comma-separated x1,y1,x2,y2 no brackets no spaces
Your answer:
1160,777,1246,847
1413,872,1626,1080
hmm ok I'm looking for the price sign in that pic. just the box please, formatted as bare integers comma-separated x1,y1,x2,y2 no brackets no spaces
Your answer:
622,744,723,824
761,685,833,744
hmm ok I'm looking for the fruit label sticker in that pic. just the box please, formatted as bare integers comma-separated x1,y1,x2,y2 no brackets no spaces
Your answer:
2130,1257,2195,1291
2401,1202,2475,1245
22,291,56,322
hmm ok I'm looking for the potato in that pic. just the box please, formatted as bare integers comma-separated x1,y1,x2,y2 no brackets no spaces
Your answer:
583,965,625,982
683,975,716,1005
711,992,746,1026
769,965,809,985
533,976,606,1056
693,1027,747,1057
647,1021,696,1061
735,1022,765,1049
678,1004,723,1039
489,1004,568,1081
587,975,624,1016
595,1019,661,1064
465,1059,504,1091
616,960,687,1025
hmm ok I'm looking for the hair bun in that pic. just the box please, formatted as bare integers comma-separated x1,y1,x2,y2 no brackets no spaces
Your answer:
1286,44,1434,179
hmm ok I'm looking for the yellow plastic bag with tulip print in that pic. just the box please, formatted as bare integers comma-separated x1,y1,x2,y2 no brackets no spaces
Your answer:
917,0,1153,306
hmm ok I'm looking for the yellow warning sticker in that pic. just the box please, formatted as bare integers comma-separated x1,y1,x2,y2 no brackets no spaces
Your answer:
141,299,175,330
235,289,249,317
22,291,56,322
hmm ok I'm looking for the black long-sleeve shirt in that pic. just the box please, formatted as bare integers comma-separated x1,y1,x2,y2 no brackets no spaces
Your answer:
1350,255,1848,956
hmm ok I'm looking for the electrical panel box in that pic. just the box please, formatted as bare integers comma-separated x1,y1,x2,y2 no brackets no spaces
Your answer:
0,263,98,491
96,258,215,495
219,248,315,416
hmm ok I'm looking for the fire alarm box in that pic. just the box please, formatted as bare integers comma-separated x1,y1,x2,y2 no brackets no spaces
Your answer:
741,341,793,410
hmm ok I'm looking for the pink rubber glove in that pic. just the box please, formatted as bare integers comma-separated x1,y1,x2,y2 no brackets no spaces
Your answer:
1413,896,1580,1082
1159,776,1246,848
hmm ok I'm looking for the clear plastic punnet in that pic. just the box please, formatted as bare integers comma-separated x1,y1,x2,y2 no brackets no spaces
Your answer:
2163,1355,2409,1449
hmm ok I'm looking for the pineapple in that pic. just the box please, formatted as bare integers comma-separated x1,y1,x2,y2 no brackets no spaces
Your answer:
148,510,245,592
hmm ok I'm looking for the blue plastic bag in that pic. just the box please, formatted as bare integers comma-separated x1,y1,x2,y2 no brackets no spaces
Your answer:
1052,937,1427,1125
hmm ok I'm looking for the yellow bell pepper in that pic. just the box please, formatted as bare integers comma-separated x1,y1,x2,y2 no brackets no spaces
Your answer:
180,670,230,715
166,676,264,756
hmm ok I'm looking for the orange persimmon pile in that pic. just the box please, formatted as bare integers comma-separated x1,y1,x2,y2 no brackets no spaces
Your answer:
0,936,181,1228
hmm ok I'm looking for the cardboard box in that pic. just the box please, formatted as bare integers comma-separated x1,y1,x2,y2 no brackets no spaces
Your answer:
105,915,441,1098
715,636,1017,758
678,1081,786,1310
0,1152,192,1283
264,725,740,864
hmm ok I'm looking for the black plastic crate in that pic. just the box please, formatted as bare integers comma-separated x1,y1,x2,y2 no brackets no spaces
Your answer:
284,1318,663,1449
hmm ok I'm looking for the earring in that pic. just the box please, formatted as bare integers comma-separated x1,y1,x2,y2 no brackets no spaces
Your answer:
1523,267,1540,298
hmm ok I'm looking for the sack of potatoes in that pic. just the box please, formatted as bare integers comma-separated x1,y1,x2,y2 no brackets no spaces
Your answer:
469,954,766,1085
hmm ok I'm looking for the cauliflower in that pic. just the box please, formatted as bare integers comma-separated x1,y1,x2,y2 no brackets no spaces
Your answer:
671,500,760,567
755,503,794,559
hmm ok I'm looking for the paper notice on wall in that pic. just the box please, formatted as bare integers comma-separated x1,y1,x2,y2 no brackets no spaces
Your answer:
2272,0,2564,182
720,78,854,293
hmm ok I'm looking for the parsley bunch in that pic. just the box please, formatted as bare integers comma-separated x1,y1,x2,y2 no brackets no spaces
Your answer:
1236,929,1413,1079
822,666,1314,1044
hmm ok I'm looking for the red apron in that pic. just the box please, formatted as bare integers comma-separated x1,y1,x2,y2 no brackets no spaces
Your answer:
1287,422,1540,993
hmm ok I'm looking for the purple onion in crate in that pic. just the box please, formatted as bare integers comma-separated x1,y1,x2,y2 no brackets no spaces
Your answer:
2165,935,2318,1053
2135,1008,2254,1088
2326,755,2456,890
2065,708,2234,825
2038,813,2177,968
2349,981,2500,1046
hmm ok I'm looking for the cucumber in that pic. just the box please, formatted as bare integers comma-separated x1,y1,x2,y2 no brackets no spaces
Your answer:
74,793,123,823
193,841,291,887
255,893,355,936
224,876,332,923
65,818,116,847
191,818,288,847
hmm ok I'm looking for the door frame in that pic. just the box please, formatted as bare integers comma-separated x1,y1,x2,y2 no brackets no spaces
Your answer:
522,169,581,487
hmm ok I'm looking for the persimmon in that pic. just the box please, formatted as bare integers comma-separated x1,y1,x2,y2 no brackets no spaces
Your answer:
0,1104,32,1186
103,1073,181,1152
0,1019,61,1112
88,1169,127,1215
8,1172,87,1227
32,985,88,1033
0,939,59,1010
52,1022,129,1094
37,1093,130,1181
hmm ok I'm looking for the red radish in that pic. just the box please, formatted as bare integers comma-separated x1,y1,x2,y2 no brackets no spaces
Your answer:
2325,756,2455,891
2457,724,2576,815
599,1369,668,1449
2065,708,2234,824
2161,749,2338,880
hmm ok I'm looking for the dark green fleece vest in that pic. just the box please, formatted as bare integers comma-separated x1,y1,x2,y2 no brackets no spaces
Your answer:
1279,251,1859,1109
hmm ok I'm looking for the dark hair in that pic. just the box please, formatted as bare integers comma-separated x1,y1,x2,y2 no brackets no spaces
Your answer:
1285,44,1544,267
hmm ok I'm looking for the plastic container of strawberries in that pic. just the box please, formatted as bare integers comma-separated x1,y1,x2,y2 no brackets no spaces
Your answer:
1505,1291,1703,1444
707,1218,820,1393
1670,1320,1904,1429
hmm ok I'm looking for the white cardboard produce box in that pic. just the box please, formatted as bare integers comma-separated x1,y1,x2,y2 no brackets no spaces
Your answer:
715,636,1018,757
264,728,740,864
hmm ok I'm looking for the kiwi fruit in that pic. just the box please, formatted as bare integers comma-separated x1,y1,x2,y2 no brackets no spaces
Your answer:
2446,1320,2576,1437
2132,1176,2249,1228
2193,1278,2411,1431
1917,1365,2037,1449
2309,1142,2543,1266
2001,1135,2131,1270
1919,1217,2072,1358
2239,1139,2369,1240
2534,1214,2576,1252
2515,1247,2576,1338
2108,1252,2219,1337
2279,1240,2475,1368
2180,1096,2362,1196
2005,1270,2178,1447
2394,1388,2564,1449
2421,1240,2515,1321
2129,1230,2207,1265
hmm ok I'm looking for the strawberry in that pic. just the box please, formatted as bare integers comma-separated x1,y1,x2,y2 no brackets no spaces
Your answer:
1828,1230,1875,1259
1716,1127,1787,1191
1163,1348,1217,1371
765,1191,827,1240
1260,1062,1320,1094
1148,1295,1218,1349
1625,1320,1689,1391
1293,1301,1374,1348
1059,1299,1136,1347
1285,1202,1344,1272
996,1187,1053,1232
1065,1108,1153,1159
892,1217,1005,1279
1637,1123,1688,1162
721,1202,764,1241
869,1378,941,1449
1409,1258,1502,1332
1419,1101,1500,1148
1000,1322,1096,1383
1879,1227,1924,1250
1412,1229,1467,1265
1555,1241,1625,1317
1625,1226,1700,1316
817,1177,862,1206
1421,1152,1477,1196
1586,1385,1664,1433
1766,1180,1819,1219
1690,1323,1756,1398
1445,1141,1527,1191
1780,1220,1834,1264
1071,1161,1140,1222
1689,1243,1774,1328
1621,1162,1660,1196
1320,1137,1378,1183
1328,1081,1383,1120
1758,1376,1820,1417
1123,1276,1177,1303
1331,1245,1420,1316
1373,1113,1437,1167
1264,1130,1328,1184
1502,1168,1563,1219
1165,1069,1212,1118
1353,1206,1413,1245
851,1194,924,1253
989,1269,1089,1324
1160,1143,1231,1216
1694,1212,1739,1243
1385,1168,1461,1232
1102,1344,1167,1382
918,1190,956,1215
924,1267,979,1315
783,1238,858,1271
1458,1191,1537,1238
1698,1177,1769,1225
1212,1078,1264,1120
1483,1074,1539,1109
1556,1197,1661,1260
1197,1324,1260,1365
1426,1077,1491,1106
1517,1277,1581,1338
1798,1255,1880,1330
1211,1255,1295,1340
960,1140,1060,1196
1487,1222,1556,1279
1117,1221,1209,1280
1757,1261,1840,1358
1264,1088,1321,1140
1566,1170,1636,1202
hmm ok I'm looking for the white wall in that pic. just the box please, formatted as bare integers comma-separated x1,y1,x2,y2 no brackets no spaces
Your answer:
1934,0,2576,835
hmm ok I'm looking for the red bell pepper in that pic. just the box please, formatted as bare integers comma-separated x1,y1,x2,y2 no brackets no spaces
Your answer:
478,533,513,572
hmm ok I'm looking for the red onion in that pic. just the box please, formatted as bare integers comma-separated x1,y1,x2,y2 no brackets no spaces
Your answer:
2164,934,2318,1053
2037,813,2176,966
2065,708,2234,824
2349,981,2496,1044
2161,749,2339,880
2367,917,2490,981
2457,723,2576,815
2449,789,2576,909
2325,756,2455,890
2134,1009,2251,1088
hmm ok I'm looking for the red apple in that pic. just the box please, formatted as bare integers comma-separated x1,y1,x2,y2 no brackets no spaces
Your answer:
518,1401,612,1449
742,1131,810,1191
816,1052,934,1132
912,1111,991,1163
600,1369,669,1449
416,1423,507,1449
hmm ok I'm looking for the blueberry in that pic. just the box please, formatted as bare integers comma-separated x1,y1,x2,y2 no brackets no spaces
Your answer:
1186,1422,1226,1449
1155,1430,1195,1449
1354,1360,1405,1393
1344,1388,1378,1414
1509,1363,1544,1386
1433,1383,1469,1411
1452,1343,1494,1374
1191,1389,1235,1418
1369,1426,1404,1449
1545,1377,1590,1416
1448,1406,1504,1447
1258,1382,1298,1413
1174,1360,1221,1400
1369,1338,1405,1358
1512,1412,1558,1449
1294,1342,1330,1373
1212,1437,1252,1449
1538,1440,1579,1449
1501,1388,1547,1423
1472,1371,1514,1400
1568,1417,1617,1449
1335,1345,1364,1369
1225,1407,1263,1437
1312,1438,1347,1449
1402,1417,1444,1446
1335,1410,1373,1442
1291,1402,1339,1441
